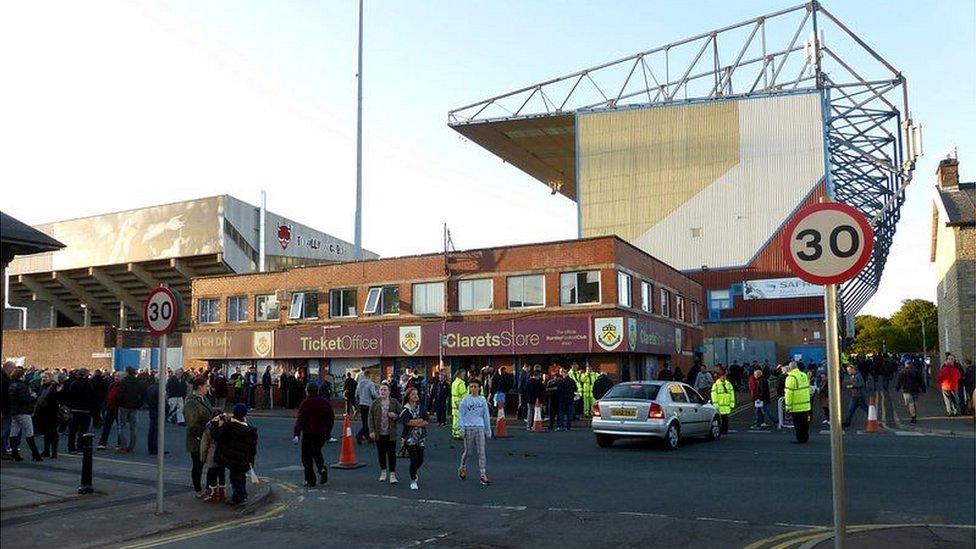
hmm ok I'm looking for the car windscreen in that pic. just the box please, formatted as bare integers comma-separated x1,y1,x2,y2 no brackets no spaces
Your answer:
602,384,661,401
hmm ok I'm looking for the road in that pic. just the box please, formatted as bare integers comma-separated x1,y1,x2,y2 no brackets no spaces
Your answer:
103,398,974,549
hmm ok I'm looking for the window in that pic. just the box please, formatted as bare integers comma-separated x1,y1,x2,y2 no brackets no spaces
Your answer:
289,291,319,320
459,279,493,311
198,298,219,323
603,383,661,401
676,295,686,321
660,288,671,317
507,275,544,309
364,286,399,315
641,281,653,312
329,289,356,318
227,295,247,322
691,302,700,325
413,282,445,315
685,386,705,404
255,294,279,321
617,272,633,307
709,289,732,310
560,271,600,305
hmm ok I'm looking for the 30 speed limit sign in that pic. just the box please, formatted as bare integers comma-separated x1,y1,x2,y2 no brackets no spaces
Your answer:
782,202,874,285
143,287,181,336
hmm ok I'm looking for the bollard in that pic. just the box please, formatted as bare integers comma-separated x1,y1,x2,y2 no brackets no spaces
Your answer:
78,432,94,494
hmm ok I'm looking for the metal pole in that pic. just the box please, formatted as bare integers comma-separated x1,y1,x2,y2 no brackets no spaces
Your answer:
259,190,267,272
156,333,167,514
353,0,364,260
824,283,846,548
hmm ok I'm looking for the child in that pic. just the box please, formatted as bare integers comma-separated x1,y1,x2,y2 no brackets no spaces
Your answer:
457,379,492,486
201,410,225,502
214,404,258,505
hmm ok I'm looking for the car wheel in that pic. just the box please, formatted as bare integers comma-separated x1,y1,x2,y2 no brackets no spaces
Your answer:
596,434,615,448
663,423,680,450
706,416,721,440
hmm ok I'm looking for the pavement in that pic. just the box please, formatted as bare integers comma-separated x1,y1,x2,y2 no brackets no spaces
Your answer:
881,387,976,438
1,388,972,548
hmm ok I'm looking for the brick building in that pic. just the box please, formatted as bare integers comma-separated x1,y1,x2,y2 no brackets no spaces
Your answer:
930,156,975,362
186,236,703,389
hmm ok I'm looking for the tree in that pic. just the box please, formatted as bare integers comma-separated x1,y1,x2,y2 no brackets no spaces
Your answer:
889,299,938,354
852,300,938,355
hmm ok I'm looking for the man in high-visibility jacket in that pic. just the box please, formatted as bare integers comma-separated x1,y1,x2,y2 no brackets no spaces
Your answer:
710,366,735,434
451,369,468,440
579,365,599,417
567,363,584,418
784,361,812,443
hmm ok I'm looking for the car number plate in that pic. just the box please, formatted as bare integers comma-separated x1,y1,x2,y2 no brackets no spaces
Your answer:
611,408,636,418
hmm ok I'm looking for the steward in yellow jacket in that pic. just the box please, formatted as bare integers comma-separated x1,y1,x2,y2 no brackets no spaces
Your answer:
451,370,468,439
710,367,735,435
784,362,812,443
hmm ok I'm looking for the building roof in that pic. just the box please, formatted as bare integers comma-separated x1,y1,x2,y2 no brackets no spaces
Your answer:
0,211,65,261
935,182,976,226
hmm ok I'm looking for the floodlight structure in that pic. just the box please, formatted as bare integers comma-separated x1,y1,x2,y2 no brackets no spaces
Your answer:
448,1,919,316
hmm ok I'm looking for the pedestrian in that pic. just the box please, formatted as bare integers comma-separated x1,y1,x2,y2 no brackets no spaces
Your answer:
684,360,701,386
580,364,598,417
784,362,811,443
458,379,492,486
657,364,674,381
343,371,358,417
213,404,258,506
245,366,258,409
430,371,449,426
146,374,164,455
673,365,684,383
261,366,272,408
894,361,923,423
450,369,468,440
201,410,225,503
7,368,43,462
34,371,62,458
592,370,613,401
937,355,962,416
399,387,429,490
816,369,830,425
729,361,743,391
750,369,776,428
964,359,975,416
64,368,97,454
368,382,402,485
293,382,334,488
842,364,868,427
545,371,561,431
355,371,378,444
213,370,228,411
184,376,214,498
166,369,187,425
695,366,713,402
116,367,143,453
490,366,514,418
557,368,577,431
525,370,544,431
710,367,734,434
97,372,122,450
516,364,531,421
316,374,337,442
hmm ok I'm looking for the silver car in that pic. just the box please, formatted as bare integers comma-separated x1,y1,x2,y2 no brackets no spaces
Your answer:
591,381,721,450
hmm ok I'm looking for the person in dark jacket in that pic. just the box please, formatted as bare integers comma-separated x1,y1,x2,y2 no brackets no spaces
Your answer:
525,371,545,431
116,367,144,453
34,371,63,458
215,404,258,505
64,369,97,454
684,362,701,386
98,371,122,450
557,368,577,431
91,369,109,429
592,371,613,401
2,362,13,458
343,372,358,417
184,376,214,496
166,370,187,425
750,369,776,428
261,366,273,408
293,383,334,487
8,368,43,461
429,372,449,426
146,377,163,455
544,373,561,431
657,365,674,381
213,371,229,411
894,362,924,423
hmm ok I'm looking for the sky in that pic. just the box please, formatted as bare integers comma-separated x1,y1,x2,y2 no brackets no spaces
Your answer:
1,0,973,317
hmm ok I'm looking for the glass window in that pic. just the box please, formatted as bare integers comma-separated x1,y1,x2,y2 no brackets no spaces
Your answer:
603,383,661,401
459,279,493,311
289,291,319,320
364,286,399,315
685,386,705,404
668,384,688,403
329,289,356,318
676,295,686,321
507,275,545,309
560,271,600,305
691,302,700,325
255,294,279,321
364,288,381,315
617,272,633,307
641,281,653,312
660,289,671,317
198,298,219,323
412,282,444,315
709,289,732,310
227,295,247,322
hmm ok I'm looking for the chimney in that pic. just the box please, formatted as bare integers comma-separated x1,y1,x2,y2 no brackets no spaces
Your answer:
936,156,959,189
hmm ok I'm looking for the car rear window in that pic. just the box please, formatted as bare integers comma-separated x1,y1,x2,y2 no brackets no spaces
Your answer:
603,384,660,401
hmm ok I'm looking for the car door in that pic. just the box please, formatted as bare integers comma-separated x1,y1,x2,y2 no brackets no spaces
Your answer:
664,383,691,430
681,384,710,434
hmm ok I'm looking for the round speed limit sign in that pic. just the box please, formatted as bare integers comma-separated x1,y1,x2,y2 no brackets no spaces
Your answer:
782,202,874,285
143,287,180,336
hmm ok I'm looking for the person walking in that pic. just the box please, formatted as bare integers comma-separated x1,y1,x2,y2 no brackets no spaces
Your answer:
430,371,449,427
146,375,164,455
245,366,258,409
695,367,714,403
557,368,577,431
450,370,468,440
399,387,429,490
545,371,561,431
33,371,62,459
201,410,225,503
355,372,378,444
213,404,258,506
710,367,734,434
7,368,43,462
937,356,962,416
63,368,97,454
894,361,923,423
750,369,776,428
842,364,868,427
457,379,492,486
116,367,143,454
343,371,358,418
816,369,830,425
166,369,187,425
97,372,122,450
784,362,812,443
368,383,402,485
293,382,334,488
213,370,228,411
184,376,214,498
261,366,273,408
525,370,544,431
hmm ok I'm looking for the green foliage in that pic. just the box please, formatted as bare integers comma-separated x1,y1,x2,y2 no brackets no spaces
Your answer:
852,299,938,354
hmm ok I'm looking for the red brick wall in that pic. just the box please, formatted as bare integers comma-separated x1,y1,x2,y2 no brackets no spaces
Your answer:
4,326,113,370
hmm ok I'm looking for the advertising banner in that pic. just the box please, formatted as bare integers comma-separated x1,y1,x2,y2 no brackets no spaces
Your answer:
628,318,678,355
276,325,383,358
514,317,591,354
742,277,824,300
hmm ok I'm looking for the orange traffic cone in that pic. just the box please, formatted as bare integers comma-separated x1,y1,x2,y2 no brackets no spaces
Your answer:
865,395,879,433
495,406,511,438
331,414,366,469
531,399,544,432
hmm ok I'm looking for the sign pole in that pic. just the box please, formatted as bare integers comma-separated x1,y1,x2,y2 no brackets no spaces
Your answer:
824,283,846,548
156,333,167,514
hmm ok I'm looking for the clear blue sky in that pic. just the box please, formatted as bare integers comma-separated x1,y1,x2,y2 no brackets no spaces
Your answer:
1,1,973,316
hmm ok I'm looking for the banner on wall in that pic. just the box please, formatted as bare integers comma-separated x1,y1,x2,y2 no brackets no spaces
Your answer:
742,277,823,300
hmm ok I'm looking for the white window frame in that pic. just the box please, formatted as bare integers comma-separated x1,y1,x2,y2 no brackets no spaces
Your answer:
459,279,493,312
617,271,633,307
559,271,601,306
364,287,382,315
641,280,653,313
691,301,701,325
380,286,400,315
227,295,247,323
676,295,686,321
198,298,219,324
255,293,279,322
507,274,545,309
412,282,445,315
660,288,671,317
329,288,357,318
709,289,732,311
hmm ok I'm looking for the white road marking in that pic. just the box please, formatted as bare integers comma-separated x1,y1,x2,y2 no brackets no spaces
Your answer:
547,507,588,512
483,504,527,511
893,431,925,437
696,516,748,524
418,499,460,506
774,522,823,529
619,511,670,518
273,465,305,471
